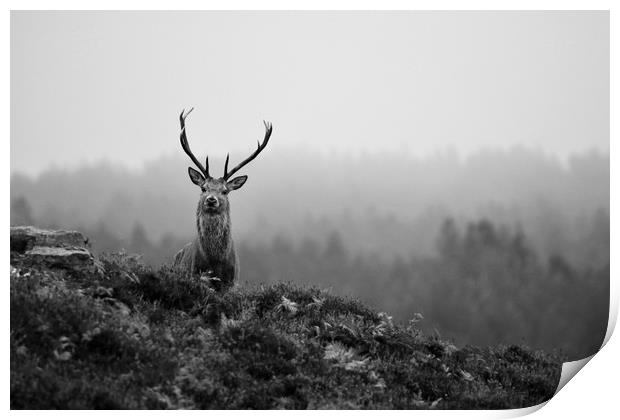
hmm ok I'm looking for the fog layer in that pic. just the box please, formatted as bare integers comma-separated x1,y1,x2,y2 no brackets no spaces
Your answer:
11,11,609,174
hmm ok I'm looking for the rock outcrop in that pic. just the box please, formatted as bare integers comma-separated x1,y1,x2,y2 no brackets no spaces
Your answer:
10,226,102,275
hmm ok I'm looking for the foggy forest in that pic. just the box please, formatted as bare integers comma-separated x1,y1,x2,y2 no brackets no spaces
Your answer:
10,146,609,361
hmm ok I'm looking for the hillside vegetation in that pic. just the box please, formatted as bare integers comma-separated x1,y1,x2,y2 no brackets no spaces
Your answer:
11,250,561,409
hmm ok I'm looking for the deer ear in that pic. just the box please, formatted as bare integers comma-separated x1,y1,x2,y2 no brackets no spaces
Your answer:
227,175,248,191
188,167,205,186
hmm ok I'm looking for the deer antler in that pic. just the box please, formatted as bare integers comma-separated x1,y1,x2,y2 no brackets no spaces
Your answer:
179,107,210,179
223,120,273,180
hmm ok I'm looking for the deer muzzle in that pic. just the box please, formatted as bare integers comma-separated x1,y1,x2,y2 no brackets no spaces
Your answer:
205,195,219,209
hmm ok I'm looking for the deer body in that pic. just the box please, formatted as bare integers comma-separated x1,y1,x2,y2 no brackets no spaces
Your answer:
173,198,238,290
172,108,272,291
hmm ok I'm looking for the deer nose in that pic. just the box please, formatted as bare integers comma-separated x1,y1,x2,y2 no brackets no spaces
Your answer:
206,195,218,206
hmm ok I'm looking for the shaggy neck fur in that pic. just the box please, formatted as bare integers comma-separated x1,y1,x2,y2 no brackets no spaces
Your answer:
196,204,232,261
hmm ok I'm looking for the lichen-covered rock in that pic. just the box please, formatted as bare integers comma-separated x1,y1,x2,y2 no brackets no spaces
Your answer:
10,226,102,275
10,226,90,251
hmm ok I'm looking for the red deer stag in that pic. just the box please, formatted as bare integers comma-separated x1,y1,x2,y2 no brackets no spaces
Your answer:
173,108,273,291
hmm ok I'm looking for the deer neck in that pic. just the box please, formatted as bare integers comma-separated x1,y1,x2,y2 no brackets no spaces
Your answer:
196,208,232,260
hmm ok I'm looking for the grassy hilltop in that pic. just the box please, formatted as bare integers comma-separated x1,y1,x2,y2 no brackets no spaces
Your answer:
10,251,561,409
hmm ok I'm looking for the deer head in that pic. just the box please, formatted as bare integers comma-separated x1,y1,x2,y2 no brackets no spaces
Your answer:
179,108,273,216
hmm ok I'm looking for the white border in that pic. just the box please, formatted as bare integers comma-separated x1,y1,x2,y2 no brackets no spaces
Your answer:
2,0,617,11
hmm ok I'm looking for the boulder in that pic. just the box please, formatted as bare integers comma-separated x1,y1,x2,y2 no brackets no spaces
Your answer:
10,226,102,275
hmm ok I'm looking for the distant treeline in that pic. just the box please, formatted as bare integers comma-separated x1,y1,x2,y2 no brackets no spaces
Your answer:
11,195,609,361
10,147,609,263
10,147,609,360
240,218,609,361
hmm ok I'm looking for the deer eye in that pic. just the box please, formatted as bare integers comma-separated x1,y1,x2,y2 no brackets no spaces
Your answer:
222,189,229,195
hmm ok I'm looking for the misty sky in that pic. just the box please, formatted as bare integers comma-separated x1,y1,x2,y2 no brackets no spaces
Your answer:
11,11,609,176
